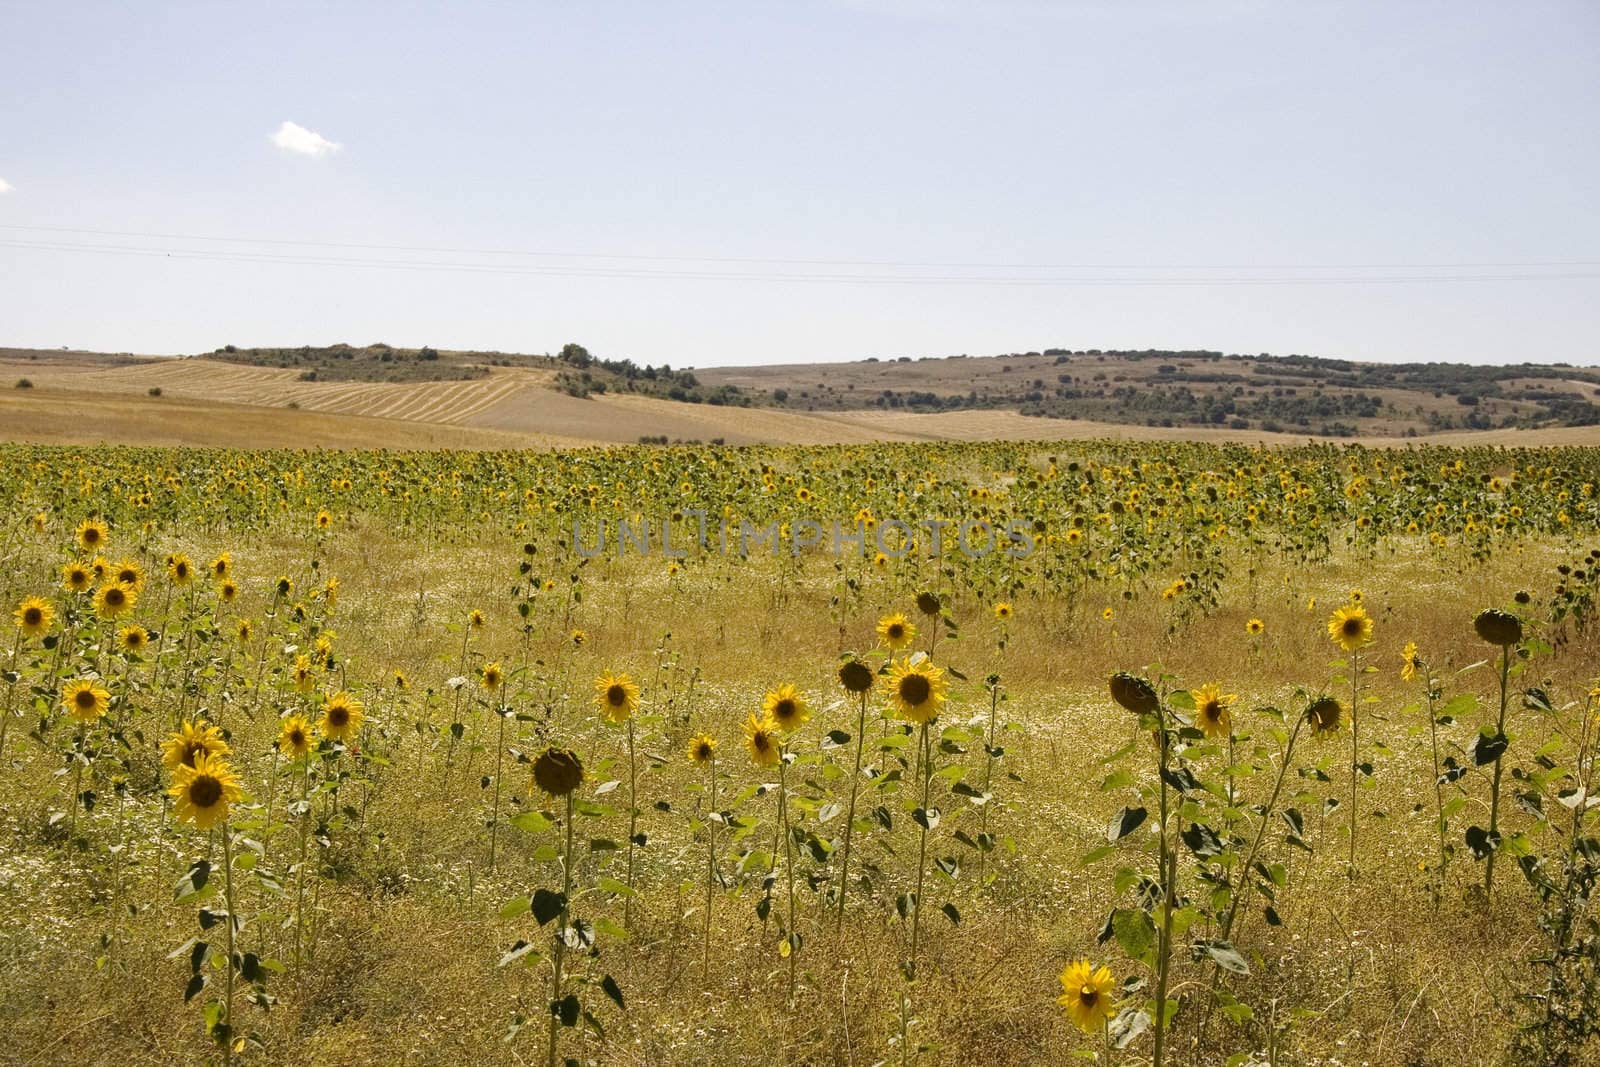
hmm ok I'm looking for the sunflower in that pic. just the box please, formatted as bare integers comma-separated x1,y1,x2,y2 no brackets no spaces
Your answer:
1400,641,1422,683
118,624,149,654
837,658,875,694
275,576,293,597
1102,607,1114,621
481,661,504,691
393,669,409,690
570,628,587,648
62,561,93,593
993,602,1013,621
1306,696,1344,736
763,684,810,734
1057,959,1116,1034
168,752,243,830
209,552,231,581
319,690,365,741
236,618,254,644
877,613,917,651
291,654,316,692
533,747,585,796
1246,618,1265,635
594,672,640,724
13,596,53,638
161,719,230,771
884,658,947,725
316,510,332,529
76,518,108,553
469,609,486,631
277,713,314,758
218,580,238,603
1327,604,1373,652
109,558,144,593
915,592,942,618
167,553,194,585
61,678,110,723
687,734,717,766
94,582,136,618
743,713,782,767
1192,684,1235,739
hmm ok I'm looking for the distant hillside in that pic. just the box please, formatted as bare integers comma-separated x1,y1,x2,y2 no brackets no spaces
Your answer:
698,348,1600,437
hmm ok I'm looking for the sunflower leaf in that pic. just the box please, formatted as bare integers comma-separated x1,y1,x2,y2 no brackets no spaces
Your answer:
1106,806,1147,842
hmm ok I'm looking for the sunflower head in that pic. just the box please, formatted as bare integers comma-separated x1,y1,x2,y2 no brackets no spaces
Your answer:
162,719,230,772
1246,618,1265,635
118,624,149,653
594,672,640,724
1191,684,1234,739
14,596,53,638
169,752,243,830
319,691,365,741
275,576,293,597
877,612,917,651
469,609,486,630
569,628,586,648
278,713,314,759
62,562,93,593
236,618,254,644
763,684,810,734
687,734,717,766
1057,959,1116,1034
209,553,231,580
915,591,942,618
992,602,1013,621
1306,696,1344,736
1327,604,1373,652
481,661,504,691
1400,641,1422,682
533,746,585,796
1473,608,1523,647
1110,672,1160,716
61,678,110,723
167,553,194,584
111,559,143,591
218,581,238,603
94,582,135,618
837,658,875,694
743,713,782,767
884,658,947,726
76,518,108,553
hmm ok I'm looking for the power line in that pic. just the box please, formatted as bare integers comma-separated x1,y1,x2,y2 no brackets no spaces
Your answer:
0,222,1595,273
2,237,1597,287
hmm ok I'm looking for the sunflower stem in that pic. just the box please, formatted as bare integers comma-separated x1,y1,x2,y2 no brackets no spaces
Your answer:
702,751,716,986
1348,647,1361,880
489,678,507,872
1484,641,1511,904
835,689,868,930
1152,709,1174,1067
220,824,236,1067
624,715,638,930
547,789,575,1067
909,721,932,982
780,751,797,1007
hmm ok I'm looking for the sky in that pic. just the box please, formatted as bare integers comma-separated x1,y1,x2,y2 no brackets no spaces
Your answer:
1,1,1597,368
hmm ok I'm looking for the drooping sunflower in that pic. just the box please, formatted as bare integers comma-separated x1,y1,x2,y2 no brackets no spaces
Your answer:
594,672,640,724
763,684,810,734
1246,618,1265,636
1192,684,1235,739
481,661,504,691
533,746,585,796
76,518,109,553
61,678,110,723
319,690,365,741
1400,641,1422,683
687,734,717,766
169,752,243,830
1327,604,1373,652
915,591,942,618
62,561,93,594
94,582,136,618
278,713,314,758
877,612,917,651
13,596,53,638
837,658,875,694
1057,959,1117,1034
743,713,781,767
162,719,230,771
1306,696,1344,736
118,624,149,654
884,658,947,725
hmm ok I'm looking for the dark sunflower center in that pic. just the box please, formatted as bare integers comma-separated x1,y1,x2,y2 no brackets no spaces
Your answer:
289,729,306,746
84,530,100,544
329,707,349,727
774,699,796,720
754,733,770,751
1203,702,1221,719
900,674,931,705
105,589,124,606
1342,618,1362,637
607,685,627,706
127,633,143,647
183,742,205,767
887,624,904,640
1080,988,1098,1005
23,608,41,625
696,743,711,759
189,775,222,807
176,563,189,578
118,570,136,584
75,690,97,710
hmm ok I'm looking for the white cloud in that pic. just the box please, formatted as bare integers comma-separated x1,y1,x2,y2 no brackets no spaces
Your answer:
270,121,340,157
0,178,13,194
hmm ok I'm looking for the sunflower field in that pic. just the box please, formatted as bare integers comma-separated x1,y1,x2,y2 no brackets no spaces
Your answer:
5,439,1600,1066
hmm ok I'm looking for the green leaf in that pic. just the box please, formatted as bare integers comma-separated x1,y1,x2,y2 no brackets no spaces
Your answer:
1200,940,1250,974
532,889,567,926
510,810,553,834
499,896,531,920
1111,908,1156,967
1107,806,1147,842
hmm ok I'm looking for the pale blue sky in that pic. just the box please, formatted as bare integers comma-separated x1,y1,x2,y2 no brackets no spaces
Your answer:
2,1,1596,367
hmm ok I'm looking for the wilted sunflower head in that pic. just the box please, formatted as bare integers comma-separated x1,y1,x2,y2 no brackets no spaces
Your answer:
884,658,947,726
1057,959,1116,1034
594,672,640,724
915,591,942,618
876,613,917,651
162,719,230,772
169,752,242,830
837,658,875,694
1110,672,1160,716
14,596,53,638
1473,608,1523,647
686,734,717,766
533,746,585,796
1306,696,1344,736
